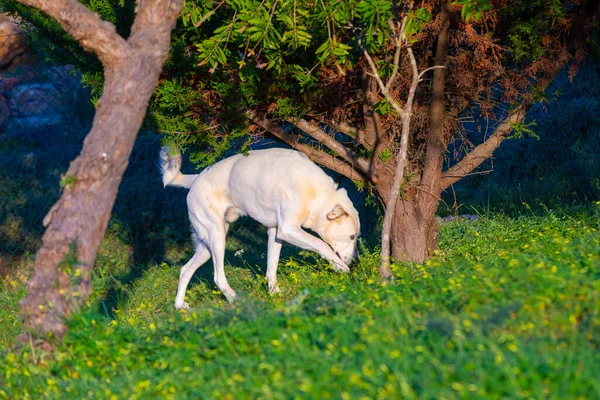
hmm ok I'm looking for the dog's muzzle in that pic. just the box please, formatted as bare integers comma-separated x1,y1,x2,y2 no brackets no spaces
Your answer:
338,248,360,267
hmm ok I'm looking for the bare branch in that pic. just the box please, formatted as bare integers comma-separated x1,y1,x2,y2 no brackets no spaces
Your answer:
325,120,362,140
16,0,129,64
287,118,371,175
418,65,445,81
386,18,407,91
352,22,406,118
439,107,526,190
380,15,423,277
404,46,419,106
248,113,367,182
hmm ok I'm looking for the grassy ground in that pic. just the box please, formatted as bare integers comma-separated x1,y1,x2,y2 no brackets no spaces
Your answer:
1,119,599,398
1,203,599,399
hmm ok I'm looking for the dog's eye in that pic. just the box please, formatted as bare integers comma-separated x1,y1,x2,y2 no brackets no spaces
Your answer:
350,234,355,240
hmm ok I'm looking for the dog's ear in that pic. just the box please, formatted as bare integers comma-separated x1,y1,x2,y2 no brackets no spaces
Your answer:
327,203,348,220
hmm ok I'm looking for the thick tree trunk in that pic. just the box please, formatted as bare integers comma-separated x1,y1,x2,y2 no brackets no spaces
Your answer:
420,2,449,198
389,199,440,264
18,0,183,350
21,60,161,348
374,188,440,264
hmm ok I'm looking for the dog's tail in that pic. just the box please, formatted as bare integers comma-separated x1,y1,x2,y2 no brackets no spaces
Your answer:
159,146,197,189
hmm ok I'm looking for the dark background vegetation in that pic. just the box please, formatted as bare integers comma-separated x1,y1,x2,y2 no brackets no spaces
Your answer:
442,60,600,215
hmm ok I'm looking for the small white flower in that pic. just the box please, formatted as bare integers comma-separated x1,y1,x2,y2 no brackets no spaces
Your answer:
235,249,244,257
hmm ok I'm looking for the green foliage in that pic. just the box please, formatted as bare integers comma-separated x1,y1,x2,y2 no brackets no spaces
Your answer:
509,120,539,140
452,0,491,22
1,204,599,397
59,175,77,190
508,20,548,62
374,98,398,116
272,97,306,119
504,0,567,63
377,147,392,163
286,64,318,91
190,0,434,79
79,72,104,108
404,7,432,39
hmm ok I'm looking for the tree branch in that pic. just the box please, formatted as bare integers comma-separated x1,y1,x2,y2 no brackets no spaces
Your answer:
379,18,422,277
353,21,406,118
386,17,407,91
322,119,368,145
287,117,371,175
130,0,184,49
418,65,445,81
439,48,571,191
439,107,526,190
248,113,367,182
16,0,129,65
420,2,450,198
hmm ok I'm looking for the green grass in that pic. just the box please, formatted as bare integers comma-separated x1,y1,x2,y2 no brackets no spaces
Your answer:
1,203,599,399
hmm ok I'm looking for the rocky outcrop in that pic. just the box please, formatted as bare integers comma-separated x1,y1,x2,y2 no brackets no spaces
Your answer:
0,65,91,131
0,14,93,132
0,13,33,69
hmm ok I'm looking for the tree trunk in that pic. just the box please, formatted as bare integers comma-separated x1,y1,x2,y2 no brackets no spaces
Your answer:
18,0,183,350
389,198,440,264
384,2,448,265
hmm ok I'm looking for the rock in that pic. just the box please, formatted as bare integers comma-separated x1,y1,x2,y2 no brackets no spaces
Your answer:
5,83,66,129
0,68,38,92
9,83,64,115
0,14,28,68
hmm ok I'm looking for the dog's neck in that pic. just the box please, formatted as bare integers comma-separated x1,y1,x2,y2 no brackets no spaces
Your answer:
302,193,333,233
307,195,339,235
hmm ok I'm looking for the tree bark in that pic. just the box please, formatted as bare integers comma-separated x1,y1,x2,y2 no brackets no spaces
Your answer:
18,0,183,350
388,2,449,264
420,2,450,197
389,198,440,264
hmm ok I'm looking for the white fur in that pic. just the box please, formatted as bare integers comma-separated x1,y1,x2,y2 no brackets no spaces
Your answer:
160,147,360,309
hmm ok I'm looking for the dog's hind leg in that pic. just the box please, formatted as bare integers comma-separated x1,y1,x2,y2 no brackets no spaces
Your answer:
266,227,282,294
174,244,211,310
208,223,237,302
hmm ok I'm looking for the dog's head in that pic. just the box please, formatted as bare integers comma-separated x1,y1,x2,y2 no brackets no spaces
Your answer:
317,189,360,267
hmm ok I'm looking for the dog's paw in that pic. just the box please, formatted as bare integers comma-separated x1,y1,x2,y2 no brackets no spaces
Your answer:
332,262,350,273
223,288,237,303
268,282,281,294
175,300,190,310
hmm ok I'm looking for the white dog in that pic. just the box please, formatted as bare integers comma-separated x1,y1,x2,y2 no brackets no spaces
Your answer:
160,147,360,309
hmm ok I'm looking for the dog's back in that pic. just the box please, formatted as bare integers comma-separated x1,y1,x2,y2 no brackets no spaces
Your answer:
197,149,336,228
229,149,337,227
162,147,339,229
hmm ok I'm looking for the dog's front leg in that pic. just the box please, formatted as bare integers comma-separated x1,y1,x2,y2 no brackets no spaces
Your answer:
277,225,350,272
267,227,282,293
